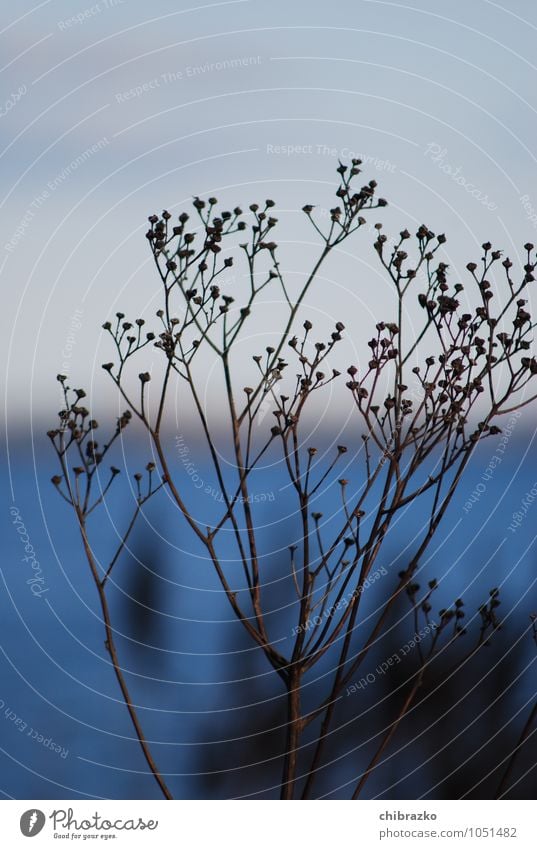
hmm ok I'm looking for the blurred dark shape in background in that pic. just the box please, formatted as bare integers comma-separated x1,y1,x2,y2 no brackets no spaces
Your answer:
194,546,537,800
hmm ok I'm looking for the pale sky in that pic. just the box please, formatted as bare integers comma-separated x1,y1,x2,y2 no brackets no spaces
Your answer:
3,0,537,430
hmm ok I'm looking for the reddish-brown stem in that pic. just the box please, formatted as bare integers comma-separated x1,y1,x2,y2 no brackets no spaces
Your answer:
351,668,425,799
77,513,173,800
496,699,537,798
280,669,303,799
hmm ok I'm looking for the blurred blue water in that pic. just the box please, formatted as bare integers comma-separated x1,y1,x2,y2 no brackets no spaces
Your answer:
2,428,537,799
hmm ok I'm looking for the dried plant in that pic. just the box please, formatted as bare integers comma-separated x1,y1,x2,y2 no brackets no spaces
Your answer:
49,161,537,799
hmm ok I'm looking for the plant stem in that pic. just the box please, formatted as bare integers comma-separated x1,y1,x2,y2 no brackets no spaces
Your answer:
280,670,303,799
351,670,424,799
496,699,537,798
77,515,174,800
